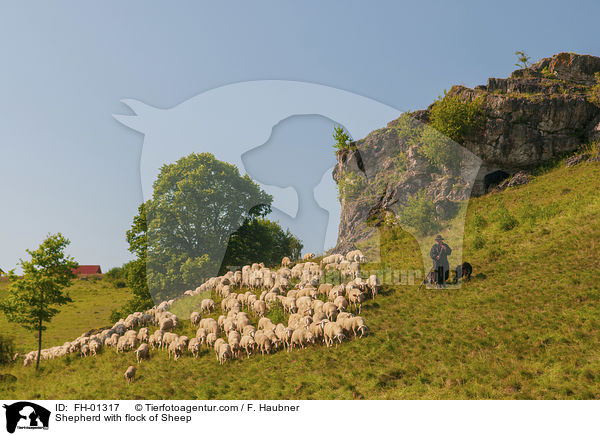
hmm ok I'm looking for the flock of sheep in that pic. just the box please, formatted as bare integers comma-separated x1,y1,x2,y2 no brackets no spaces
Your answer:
19,249,380,384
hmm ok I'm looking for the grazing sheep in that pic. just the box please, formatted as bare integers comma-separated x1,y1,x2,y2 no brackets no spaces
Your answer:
282,297,297,314
351,316,368,337
258,317,275,331
201,299,216,314
117,335,137,353
228,331,242,357
323,321,345,347
168,340,185,360
240,335,256,358
124,365,136,384
242,324,256,337
318,283,333,298
136,343,150,363
206,332,217,348
80,344,90,358
281,256,291,268
190,312,201,327
252,300,267,317
322,302,338,321
89,340,101,356
214,338,226,360
105,333,120,348
200,318,218,336
137,327,149,343
161,332,179,350
348,289,367,314
312,310,327,324
337,311,353,320
159,317,174,332
337,317,354,337
263,329,280,350
275,324,294,351
254,331,272,355
287,313,302,329
218,343,232,365
222,319,237,335
308,322,324,344
149,330,164,349
290,328,315,350
195,327,207,344
188,338,201,358
345,249,365,263
367,274,381,299
333,296,349,312
303,253,315,261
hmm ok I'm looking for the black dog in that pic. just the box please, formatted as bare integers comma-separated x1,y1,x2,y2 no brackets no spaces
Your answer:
454,262,473,283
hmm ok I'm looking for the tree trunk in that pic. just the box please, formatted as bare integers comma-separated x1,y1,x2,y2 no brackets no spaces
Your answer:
35,319,42,370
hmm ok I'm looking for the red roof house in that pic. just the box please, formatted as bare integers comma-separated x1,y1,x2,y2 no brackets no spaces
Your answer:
72,265,102,276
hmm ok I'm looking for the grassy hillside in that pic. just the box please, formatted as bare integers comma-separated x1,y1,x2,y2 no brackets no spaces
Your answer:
0,279,131,353
1,158,599,399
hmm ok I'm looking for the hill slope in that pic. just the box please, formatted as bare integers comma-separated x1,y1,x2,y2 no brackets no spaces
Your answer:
0,280,131,353
1,156,599,400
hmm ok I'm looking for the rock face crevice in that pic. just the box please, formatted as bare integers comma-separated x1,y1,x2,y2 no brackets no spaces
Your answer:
332,53,600,253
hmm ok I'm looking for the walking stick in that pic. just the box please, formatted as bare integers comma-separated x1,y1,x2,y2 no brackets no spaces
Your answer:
417,265,436,292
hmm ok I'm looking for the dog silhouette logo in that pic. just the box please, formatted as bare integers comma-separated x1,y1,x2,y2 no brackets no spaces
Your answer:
3,402,50,433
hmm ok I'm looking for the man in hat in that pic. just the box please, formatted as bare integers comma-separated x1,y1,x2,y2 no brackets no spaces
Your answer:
430,235,452,288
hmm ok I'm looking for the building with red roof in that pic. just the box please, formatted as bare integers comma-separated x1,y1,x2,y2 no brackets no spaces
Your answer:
72,265,102,276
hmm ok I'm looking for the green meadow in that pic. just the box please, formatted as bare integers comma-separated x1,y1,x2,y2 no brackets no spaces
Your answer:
0,158,599,399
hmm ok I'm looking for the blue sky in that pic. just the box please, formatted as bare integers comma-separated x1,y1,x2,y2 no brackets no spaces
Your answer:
1,0,598,272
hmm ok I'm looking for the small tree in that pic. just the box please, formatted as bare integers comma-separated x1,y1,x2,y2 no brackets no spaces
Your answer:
0,233,77,369
514,51,531,69
333,125,352,150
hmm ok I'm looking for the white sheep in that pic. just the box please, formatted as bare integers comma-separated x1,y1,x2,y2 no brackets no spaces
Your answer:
201,299,216,314
218,343,232,365
351,316,368,337
348,288,367,314
366,274,381,299
240,335,256,358
137,327,149,343
136,343,150,363
323,321,345,347
188,338,201,358
254,331,272,355
124,365,136,384
290,328,315,350
190,311,201,327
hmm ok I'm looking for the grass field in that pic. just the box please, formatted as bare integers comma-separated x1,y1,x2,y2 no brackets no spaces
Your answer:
0,279,131,353
0,158,599,399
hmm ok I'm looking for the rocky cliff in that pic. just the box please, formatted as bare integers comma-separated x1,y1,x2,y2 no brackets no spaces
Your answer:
333,52,600,253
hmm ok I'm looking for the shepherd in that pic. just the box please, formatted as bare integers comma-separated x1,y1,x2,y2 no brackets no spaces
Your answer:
430,235,452,288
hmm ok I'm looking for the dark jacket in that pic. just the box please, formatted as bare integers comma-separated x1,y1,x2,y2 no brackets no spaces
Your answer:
430,242,452,270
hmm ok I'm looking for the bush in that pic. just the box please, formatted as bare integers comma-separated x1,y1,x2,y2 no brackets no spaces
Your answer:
420,127,461,172
332,125,352,151
397,190,440,236
0,334,15,365
392,112,423,144
105,266,125,283
587,73,600,106
427,92,486,145
337,171,365,201
109,309,122,324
